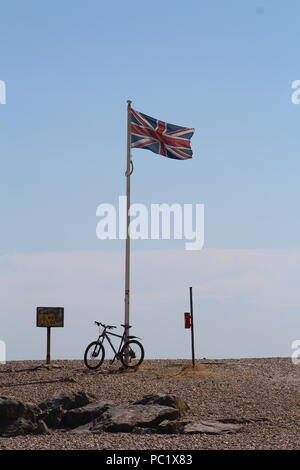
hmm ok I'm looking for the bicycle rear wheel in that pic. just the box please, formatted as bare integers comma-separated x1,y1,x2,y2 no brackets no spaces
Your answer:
84,341,105,370
120,340,144,368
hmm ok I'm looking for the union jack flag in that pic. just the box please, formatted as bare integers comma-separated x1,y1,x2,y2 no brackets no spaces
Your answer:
130,108,195,160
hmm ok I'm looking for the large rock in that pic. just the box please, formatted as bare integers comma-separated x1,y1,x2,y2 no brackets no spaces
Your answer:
40,406,64,428
0,396,38,421
132,394,189,415
183,420,241,434
0,396,39,437
157,419,190,434
38,391,96,428
154,418,242,435
0,392,246,437
33,420,51,435
0,417,37,437
91,404,180,433
62,401,113,429
38,391,95,412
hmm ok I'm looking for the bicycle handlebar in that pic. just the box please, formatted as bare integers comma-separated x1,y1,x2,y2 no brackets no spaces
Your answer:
94,321,116,330
94,321,132,330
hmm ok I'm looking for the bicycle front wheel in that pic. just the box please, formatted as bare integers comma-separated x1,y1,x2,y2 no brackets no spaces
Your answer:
84,341,105,370
120,340,144,368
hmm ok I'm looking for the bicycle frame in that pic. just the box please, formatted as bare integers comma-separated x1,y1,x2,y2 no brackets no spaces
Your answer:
97,328,126,363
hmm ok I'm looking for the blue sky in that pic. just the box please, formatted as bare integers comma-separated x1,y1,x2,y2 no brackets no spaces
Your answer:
0,1,300,360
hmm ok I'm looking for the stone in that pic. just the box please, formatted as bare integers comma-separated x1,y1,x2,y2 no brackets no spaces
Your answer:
62,401,113,429
0,417,37,437
70,422,93,434
0,392,247,437
91,404,180,433
183,420,241,434
132,394,189,415
41,406,64,428
0,396,39,437
217,417,268,424
38,391,96,429
157,419,190,434
0,396,37,421
34,420,50,435
38,391,96,412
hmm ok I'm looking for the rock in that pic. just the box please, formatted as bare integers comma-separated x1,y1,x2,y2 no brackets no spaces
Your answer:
34,420,50,435
38,391,96,412
132,394,189,415
157,419,190,434
38,391,96,429
62,401,113,429
0,396,24,420
0,396,37,421
0,417,37,437
217,417,268,424
0,396,39,437
183,420,241,434
41,406,64,428
91,404,180,433
157,418,242,435
0,392,246,437
70,422,93,434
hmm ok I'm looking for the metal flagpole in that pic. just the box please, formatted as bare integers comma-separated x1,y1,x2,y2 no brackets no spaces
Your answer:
124,100,132,355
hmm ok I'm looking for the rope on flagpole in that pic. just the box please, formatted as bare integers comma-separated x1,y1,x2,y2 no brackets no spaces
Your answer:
125,160,134,176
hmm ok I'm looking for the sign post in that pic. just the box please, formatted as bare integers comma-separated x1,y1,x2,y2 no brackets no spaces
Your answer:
189,287,195,368
46,327,51,364
184,288,195,368
36,307,64,364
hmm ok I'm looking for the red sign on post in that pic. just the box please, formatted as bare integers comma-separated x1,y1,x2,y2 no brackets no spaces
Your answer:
184,312,191,329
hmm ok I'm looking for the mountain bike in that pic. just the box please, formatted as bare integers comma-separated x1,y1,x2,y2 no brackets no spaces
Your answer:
84,321,144,370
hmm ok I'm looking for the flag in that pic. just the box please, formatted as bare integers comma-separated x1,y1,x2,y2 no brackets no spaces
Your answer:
130,108,195,160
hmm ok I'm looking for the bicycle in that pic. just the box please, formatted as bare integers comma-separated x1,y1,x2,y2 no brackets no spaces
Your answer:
84,322,144,370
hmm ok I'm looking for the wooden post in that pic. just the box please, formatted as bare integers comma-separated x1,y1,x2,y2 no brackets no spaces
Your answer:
46,327,51,364
36,307,64,364
189,287,195,368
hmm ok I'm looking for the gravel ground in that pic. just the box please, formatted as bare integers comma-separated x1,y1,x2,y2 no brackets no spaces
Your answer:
0,358,299,450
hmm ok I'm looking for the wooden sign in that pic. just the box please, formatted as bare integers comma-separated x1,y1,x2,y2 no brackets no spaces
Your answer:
36,307,64,328
36,307,64,364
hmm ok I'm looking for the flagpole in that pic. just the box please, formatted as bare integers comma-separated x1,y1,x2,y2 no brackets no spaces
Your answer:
124,100,132,356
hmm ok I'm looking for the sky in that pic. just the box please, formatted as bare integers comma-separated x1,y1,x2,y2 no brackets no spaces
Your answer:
0,0,299,360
